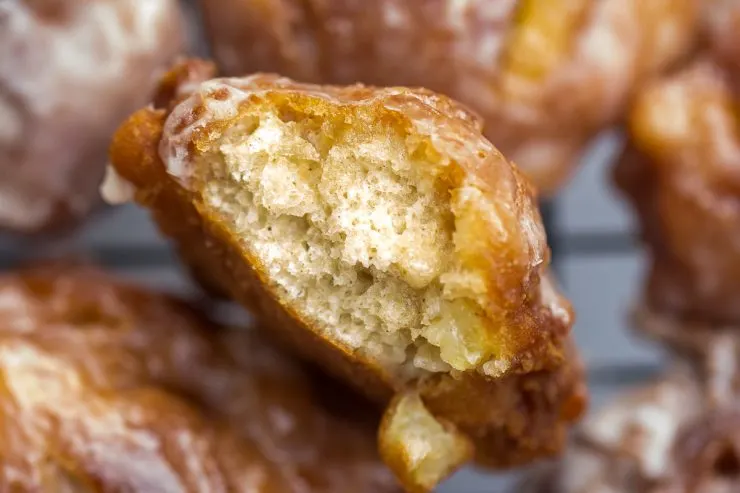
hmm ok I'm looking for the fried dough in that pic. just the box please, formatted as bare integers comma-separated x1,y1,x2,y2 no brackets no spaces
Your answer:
107,61,586,491
520,369,740,493
614,60,740,326
0,263,397,492
198,0,700,194
0,0,183,233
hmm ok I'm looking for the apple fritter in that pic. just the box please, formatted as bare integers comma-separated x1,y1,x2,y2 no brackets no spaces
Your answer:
614,59,740,326
0,0,183,234
0,263,398,492
198,0,700,194
106,60,586,491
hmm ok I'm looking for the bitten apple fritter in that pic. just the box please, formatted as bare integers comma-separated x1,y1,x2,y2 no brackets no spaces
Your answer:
106,61,586,492
0,0,183,234
198,0,700,194
0,263,398,492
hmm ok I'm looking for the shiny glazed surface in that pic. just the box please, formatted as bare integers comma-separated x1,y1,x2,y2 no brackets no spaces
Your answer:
614,60,740,326
199,0,700,194
0,0,183,233
0,264,397,492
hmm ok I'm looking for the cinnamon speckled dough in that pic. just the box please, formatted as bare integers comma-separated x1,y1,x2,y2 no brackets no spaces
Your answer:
107,61,586,491
614,60,740,326
0,263,398,493
198,0,700,194
0,0,183,234
519,370,740,493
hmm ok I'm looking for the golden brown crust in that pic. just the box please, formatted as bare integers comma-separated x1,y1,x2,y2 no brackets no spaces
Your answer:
0,0,184,234
199,0,700,194
0,262,397,492
109,62,586,488
614,59,740,325
419,340,587,469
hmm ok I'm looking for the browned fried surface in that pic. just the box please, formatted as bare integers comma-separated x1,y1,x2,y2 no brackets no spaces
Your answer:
0,263,397,492
198,0,699,194
417,340,587,469
633,305,740,408
614,59,740,326
107,61,586,488
0,0,183,234
520,370,740,493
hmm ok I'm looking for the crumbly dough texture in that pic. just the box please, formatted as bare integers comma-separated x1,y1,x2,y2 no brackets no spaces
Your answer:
614,59,740,326
0,263,397,492
520,369,740,493
108,60,586,491
0,0,183,234
198,0,699,194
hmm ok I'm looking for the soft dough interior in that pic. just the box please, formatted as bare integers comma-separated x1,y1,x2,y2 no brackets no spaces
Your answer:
196,101,500,378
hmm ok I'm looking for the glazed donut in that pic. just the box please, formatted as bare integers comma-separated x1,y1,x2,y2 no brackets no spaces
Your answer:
614,59,740,326
0,263,398,492
198,0,700,194
0,0,184,234
520,370,740,493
